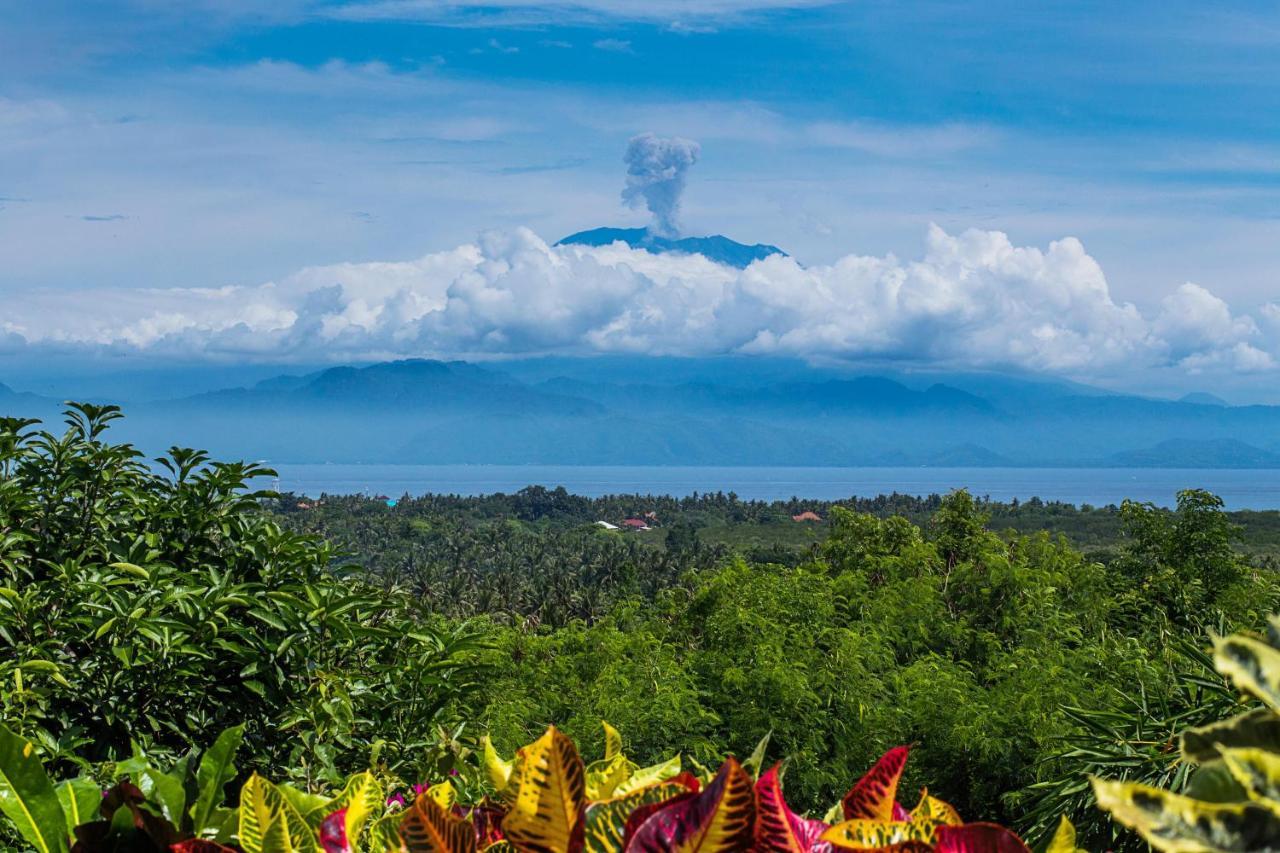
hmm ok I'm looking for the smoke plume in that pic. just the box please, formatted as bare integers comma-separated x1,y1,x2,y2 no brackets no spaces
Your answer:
621,133,701,238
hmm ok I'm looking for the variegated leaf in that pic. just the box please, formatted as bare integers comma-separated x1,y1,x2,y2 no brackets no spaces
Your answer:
1093,777,1280,853
400,795,476,853
1215,634,1280,711
1220,746,1280,806
841,747,909,822
753,764,831,853
819,817,938,850
582,780,691,853
1182,709,1280,764
909,788,962,827
586,755,633,802
614,756,682,798
239,774,319,853
306,772,383,848
502,726,586,853
483,737,514,795
602,723,624,762
623,758,755,853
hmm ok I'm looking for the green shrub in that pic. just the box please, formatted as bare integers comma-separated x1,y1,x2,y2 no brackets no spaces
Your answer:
0,405,485,786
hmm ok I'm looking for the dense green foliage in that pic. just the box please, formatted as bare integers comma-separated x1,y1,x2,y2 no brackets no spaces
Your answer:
0,406,484,788
4,405,1280,852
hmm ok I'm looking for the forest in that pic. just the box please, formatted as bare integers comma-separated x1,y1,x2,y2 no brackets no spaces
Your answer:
4,405,1280,853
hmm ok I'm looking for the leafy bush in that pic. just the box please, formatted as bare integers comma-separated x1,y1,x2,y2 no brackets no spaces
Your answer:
0,719,1053,853
0,405,485,785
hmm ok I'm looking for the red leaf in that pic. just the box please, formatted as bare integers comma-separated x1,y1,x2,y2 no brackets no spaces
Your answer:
320,808,350,853
624,757,755,852
934,823,1032,853
891,802,911,823
841,747,909,822
753,764,832,853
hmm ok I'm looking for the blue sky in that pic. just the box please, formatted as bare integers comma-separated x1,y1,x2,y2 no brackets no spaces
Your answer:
2,1,1279,398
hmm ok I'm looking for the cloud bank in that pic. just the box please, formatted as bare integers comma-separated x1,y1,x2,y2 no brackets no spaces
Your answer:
2,226,1276,379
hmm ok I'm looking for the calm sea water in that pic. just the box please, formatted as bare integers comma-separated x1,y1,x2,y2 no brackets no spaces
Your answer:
269,465,1280,509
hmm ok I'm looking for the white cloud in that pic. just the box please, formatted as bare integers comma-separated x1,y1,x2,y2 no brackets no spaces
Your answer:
5,225,1275,378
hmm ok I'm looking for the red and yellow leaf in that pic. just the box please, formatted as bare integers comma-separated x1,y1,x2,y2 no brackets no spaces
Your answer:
501,726,586,853
623,757,755,853
933,823,1032,853
841,747,909,822
753,764,831,853
400,796,477,853
320,809,351,853
583,779,693,853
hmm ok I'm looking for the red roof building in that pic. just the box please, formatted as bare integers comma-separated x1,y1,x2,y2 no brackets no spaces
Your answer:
792,511,823,522
622,518,650,529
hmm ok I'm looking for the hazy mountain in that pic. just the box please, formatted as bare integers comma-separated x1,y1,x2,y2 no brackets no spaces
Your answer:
1106,439,1280,468
7,356,1280,467
1179,392,1229,407
557,227,785,269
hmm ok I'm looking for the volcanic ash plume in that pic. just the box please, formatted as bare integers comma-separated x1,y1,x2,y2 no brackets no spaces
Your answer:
621,132,701,238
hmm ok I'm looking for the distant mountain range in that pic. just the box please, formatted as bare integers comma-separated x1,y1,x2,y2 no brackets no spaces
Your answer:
3,357,1280,467
557,227,786,269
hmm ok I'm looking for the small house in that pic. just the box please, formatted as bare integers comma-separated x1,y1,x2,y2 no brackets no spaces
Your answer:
622,518,650,530
596,521,620,530
792,511,823,523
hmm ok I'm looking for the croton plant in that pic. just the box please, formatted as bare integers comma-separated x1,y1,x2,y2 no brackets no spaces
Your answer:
0,718,1062,853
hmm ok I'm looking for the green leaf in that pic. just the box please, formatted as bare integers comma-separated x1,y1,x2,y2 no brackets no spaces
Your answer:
613,754,681,797
1184,761,1247,804
0,725,69,853
140,767,188,827
191,725,244,836
55,778,101,842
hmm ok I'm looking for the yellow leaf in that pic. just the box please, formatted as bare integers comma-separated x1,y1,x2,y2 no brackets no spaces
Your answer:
1093,777,1280,853
613,754,681,797
502,726,585,853
602,722,623,762
482,736,513,793
1046,815,1079,853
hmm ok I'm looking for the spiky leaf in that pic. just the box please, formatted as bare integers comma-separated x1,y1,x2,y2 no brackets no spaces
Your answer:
623,757,754,853
369,813,408,853
502,726,586,853
753,764,831,853
0,725,68,853
841,746,909,822
1094,777,1280,852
